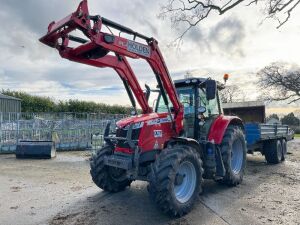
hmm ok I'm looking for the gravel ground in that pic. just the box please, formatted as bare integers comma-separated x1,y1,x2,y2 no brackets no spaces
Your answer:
0,139,299,225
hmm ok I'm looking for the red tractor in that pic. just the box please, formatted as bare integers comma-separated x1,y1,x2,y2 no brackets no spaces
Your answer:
40,0,246,217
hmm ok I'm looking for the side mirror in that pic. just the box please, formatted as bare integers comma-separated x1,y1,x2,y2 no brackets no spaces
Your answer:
206,80,217,100
198,106,206,114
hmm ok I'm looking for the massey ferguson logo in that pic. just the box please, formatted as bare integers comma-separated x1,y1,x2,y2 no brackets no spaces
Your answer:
127,40,151,57
154,130,162,138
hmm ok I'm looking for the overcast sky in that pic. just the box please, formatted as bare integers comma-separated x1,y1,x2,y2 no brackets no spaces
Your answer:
0,0,299,115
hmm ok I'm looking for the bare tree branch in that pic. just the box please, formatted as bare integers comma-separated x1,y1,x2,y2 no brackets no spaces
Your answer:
246,0,259,6
257,62,300,104
220,85,246,103
275,0,300,28
160,0,300,41
288,97,300,104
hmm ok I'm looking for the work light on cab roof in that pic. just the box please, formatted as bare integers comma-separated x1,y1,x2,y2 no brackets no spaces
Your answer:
224,73,229,83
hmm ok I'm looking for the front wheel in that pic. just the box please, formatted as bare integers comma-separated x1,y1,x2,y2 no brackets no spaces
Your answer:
148,145,203,217
217,125,247,186
90,145,132,192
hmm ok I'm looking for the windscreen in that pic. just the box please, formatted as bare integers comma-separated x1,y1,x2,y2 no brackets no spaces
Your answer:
156,87,195,115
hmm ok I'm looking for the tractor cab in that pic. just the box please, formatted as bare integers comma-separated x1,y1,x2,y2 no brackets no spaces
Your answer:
156,77,224,141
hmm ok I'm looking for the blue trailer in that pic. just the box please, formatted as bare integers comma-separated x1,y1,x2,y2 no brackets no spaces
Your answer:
223,101,294,164
244,123,293,163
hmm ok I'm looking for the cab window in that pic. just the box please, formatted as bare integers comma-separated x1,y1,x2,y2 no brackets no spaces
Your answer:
156,87,195,115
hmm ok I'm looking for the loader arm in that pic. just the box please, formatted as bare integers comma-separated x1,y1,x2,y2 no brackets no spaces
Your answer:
39,0,183,134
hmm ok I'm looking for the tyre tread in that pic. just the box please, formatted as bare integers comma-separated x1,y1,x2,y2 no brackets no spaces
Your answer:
148,145,203,217
217,125,247,186
90,146,131,193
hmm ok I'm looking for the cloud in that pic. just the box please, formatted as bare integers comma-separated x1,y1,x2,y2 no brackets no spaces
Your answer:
209,17,246,57
141,20,159,37
185,27,211,52
166,16,246,60
2,0,79,34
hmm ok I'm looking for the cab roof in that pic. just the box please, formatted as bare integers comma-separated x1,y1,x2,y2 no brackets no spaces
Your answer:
174,77,224,89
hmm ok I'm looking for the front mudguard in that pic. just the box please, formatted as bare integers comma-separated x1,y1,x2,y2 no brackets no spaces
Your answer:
166,137,203,157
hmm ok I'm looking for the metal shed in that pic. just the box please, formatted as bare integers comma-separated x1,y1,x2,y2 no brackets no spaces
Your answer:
0,93,21,113
223,101,266,123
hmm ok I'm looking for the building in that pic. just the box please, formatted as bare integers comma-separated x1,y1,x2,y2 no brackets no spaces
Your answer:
223,101,266,123
0,93,21,113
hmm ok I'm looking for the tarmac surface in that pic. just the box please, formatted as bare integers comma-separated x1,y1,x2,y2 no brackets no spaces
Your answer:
0,139,299,225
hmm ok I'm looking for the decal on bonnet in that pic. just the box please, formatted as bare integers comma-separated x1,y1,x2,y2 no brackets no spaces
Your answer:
146,116,172,126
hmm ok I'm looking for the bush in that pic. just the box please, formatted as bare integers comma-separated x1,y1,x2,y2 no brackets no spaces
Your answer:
294,127,300,134
2,90,131,114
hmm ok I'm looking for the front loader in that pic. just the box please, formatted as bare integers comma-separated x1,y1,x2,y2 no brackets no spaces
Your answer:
40,0,247,217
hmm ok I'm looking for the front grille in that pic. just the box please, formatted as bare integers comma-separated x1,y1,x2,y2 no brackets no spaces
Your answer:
116,128,141,148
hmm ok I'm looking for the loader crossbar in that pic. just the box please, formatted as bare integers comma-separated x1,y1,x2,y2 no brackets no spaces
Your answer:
97,16,152,42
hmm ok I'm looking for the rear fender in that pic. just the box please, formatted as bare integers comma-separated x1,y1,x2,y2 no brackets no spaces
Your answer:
165,137,203,157
208,115,244,145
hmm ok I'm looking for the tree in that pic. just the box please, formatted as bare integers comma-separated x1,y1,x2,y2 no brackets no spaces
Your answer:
257,62,300,104
294,109,300,118
220,85,245,103
266,113,279,121
281,112,300,126
160,0,300,40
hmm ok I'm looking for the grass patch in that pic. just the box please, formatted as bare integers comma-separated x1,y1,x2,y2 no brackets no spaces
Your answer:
294,134,300,138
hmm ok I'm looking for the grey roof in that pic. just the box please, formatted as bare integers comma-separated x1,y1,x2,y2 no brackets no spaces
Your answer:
223,101,265,109
174,77,224,89
0,93,21,101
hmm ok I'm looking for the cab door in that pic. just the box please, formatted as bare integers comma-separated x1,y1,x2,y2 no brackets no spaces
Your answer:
155,86,197,138
197,88,222,140
178,87,197,138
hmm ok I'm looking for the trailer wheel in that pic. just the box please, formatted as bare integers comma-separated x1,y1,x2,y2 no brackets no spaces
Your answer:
90,145,132,192
281,139,287,161
148,145,203,217
218,126,247,186
264,140,283,164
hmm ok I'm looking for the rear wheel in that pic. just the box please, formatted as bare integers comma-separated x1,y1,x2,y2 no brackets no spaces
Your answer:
148,145,203,217
218,126,247,186
264,140,283,164
281,139,287,161
90,145,132,192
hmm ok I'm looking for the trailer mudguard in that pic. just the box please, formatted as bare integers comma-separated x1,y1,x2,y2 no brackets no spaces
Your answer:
208,115,244,144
